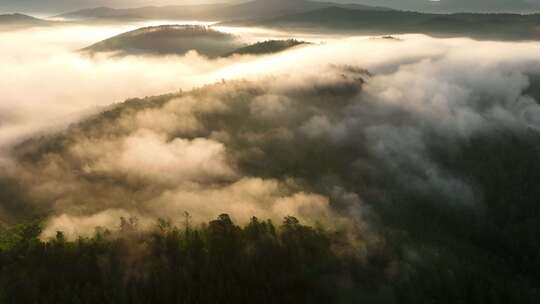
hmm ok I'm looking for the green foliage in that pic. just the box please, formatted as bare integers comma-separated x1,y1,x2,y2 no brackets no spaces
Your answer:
0,215,385,304
3,214,538,303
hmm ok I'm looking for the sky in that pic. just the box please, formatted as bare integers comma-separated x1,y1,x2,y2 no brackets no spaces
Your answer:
1,0,540,14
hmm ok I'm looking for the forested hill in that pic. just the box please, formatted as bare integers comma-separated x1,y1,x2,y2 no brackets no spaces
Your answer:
2,69,540,302
81,25,244,57
253,7,540,41
82,25,310,58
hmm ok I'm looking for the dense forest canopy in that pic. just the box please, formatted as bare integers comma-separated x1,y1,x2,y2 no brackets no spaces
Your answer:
2,213,539,304
1,215,385,303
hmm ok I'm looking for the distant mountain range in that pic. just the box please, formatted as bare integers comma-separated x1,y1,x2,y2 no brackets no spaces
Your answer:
57,0,392,21
6,1,540,41
250,7,540,41
0,13,52,30
55,1,540,41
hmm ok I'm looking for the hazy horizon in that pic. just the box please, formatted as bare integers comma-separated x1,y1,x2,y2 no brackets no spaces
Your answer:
2,0,540,15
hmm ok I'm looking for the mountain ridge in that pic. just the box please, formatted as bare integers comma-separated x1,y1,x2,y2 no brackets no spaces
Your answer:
251,6,540,41
57,0,392,21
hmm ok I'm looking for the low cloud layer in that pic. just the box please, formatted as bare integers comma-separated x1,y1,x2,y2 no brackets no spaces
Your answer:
2,24,540,246
0,23,260,159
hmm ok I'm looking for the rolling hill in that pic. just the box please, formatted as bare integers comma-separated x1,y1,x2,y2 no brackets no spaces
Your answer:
82,25,244,57
82,25,310,58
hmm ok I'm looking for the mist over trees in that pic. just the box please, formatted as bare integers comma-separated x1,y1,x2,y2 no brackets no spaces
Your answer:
2,58,540,302
2,7,540,302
